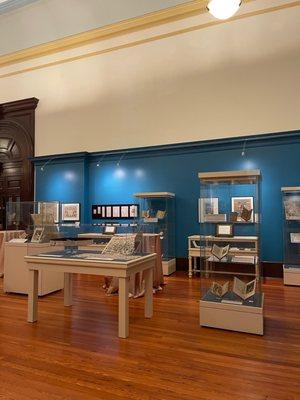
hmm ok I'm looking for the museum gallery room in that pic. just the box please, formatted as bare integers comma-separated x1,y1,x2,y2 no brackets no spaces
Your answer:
0,0,300,398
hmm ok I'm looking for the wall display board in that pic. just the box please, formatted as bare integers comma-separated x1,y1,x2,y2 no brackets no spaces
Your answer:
198,170,263,335
134,192,175,276
282,187,300,286
92,204,139,220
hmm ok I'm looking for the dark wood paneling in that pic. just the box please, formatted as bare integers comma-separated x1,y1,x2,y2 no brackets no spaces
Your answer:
0,97,39,228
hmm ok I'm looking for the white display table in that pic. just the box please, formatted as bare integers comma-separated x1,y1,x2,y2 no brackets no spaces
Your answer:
25,252,156,338
3,242,64,296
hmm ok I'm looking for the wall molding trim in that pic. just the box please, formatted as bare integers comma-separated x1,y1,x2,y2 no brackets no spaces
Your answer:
30,129,300,163
0,0,298,77
0,0,38,15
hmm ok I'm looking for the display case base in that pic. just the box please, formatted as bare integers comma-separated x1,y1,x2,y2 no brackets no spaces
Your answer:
162,258,176,275
283,265,300,286
199,294,264,335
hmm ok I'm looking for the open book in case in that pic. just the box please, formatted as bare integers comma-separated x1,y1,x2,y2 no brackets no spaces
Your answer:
198,170,264,335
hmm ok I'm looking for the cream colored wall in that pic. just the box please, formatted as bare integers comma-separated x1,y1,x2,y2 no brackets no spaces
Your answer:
0,1,299,156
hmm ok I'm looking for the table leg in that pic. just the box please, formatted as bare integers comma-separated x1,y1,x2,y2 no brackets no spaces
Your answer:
64,273,73,306
188,256,193,278
28,269,38,322
144,267,153,318
118,277,129,338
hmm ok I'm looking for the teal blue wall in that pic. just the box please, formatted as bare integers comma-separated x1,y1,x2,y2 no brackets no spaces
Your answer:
34,131,300,262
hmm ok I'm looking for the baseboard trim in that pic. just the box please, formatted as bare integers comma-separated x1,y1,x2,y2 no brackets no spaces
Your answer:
176,258,283,278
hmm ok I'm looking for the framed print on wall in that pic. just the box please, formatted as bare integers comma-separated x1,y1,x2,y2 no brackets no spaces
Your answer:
231,196,254,222
199,198,219,223
38,202,60,223
61,203,80,222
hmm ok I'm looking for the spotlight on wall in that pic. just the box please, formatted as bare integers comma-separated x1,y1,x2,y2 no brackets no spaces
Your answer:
241,139,247,157
96,154,106,167
116,152,126,167
207,0,242,20
40,157,55,172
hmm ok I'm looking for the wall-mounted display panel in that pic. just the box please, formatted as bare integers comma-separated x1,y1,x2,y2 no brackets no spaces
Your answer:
92,204,139,220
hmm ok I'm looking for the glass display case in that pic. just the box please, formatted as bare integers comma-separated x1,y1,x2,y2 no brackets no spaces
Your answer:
6,201,60,240
198,170,263,335
134,192,175,275
26,223,151,261
282,187,300,286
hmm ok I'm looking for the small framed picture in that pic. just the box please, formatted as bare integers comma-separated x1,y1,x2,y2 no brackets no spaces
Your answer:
121,205,129,218
231,197,254,222
31,227,44,243
112,206,120,218
61,203,80,222
215,223,233,237
106,206,112,218
129,205,138,218
199,198,219,223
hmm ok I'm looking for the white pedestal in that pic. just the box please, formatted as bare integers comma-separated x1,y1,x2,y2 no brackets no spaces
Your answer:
283,265,300,286
200,294,264,335
162,258,176,275
3,242,64,296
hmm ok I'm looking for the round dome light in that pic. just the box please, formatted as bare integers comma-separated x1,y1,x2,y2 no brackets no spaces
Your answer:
207,0,242,20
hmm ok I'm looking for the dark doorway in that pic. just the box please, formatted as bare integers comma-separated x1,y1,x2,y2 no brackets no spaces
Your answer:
0,98,39,229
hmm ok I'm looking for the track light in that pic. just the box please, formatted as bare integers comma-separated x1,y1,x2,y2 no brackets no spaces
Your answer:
207,0,242,20
40,157,55,172
96,154,106,167
116,152,126,167
241,139,247,157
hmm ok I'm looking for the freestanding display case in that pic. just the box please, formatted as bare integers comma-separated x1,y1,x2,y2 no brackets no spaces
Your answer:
198,170,263,335
134,192,175,275
282,187,300,286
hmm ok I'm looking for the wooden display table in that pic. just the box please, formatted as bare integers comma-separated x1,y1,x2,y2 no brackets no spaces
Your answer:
25,253,156,338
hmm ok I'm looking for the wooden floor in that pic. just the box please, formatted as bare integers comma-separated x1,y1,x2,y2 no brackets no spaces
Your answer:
0,272,300,400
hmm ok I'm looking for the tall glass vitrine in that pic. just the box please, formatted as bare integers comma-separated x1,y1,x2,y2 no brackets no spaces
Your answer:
134,192,175,275
282,187,300,286
198,170,263,335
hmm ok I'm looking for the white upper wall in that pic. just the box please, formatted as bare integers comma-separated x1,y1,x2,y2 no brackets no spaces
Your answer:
0,0,188,55
0,0,299,156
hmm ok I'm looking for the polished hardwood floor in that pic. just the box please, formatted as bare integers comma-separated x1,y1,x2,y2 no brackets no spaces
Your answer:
0,272,300,400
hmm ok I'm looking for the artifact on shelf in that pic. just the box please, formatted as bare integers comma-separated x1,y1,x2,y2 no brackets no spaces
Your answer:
204,214,227,222
142,210,150,218
241,206,253,222
31,227,45,243
229,212,238,222
156,210,166,220
290,233,300,243
232,277,256,300
215,223,233,237
210,244,230,260
284,199,300,220
210,281,229,297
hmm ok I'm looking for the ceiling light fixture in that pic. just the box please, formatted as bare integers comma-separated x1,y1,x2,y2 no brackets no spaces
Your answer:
207,0,242,20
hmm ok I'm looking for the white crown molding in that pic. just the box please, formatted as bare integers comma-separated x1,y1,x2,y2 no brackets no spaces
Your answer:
0,0,38,15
